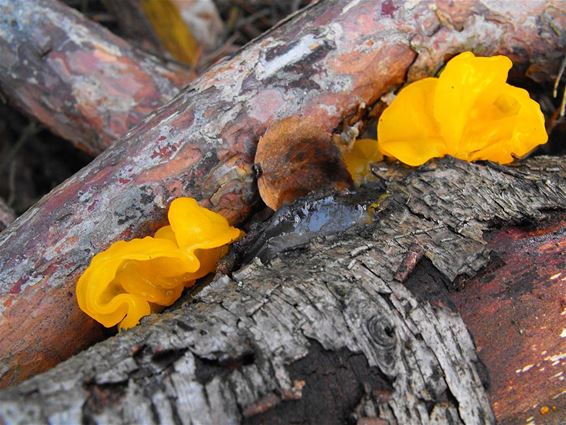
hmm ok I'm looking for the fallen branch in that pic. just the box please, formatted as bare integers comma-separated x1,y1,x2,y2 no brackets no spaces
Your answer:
0,157,564,424
0,0,190,155
0,0,564,387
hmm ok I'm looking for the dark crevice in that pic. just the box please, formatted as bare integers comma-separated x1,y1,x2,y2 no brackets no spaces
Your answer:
402,257,457,309
148,399,160,425
169,400,184,425
243,339,393,425
151,348,188,370
194,351,256,386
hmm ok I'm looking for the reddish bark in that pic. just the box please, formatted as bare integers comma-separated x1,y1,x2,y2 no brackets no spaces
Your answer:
0,0,564,387
0,0,190,155
451,215,566,424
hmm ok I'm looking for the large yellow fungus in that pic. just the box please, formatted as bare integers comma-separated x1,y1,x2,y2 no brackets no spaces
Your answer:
76,198,242,330
377,52,547,166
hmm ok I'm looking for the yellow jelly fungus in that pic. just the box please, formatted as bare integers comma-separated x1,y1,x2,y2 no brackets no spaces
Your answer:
377,52,548,166
343,138,383,183
76,198,242,330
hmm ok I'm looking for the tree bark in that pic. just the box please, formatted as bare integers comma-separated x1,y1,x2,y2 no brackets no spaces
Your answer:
0,0,564,388
0,157,564,425
0,0,190,155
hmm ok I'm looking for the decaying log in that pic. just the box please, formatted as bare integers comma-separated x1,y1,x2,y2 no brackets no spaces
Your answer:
451,207,566,424
0,0,190,155
0,0,564,388
0,157,564,424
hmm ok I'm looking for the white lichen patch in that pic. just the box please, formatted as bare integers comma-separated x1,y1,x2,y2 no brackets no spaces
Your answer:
256,34,320,80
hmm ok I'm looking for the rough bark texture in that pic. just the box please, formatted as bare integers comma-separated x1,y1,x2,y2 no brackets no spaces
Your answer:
0,156,565,425
451,213,566,425
0,0,190,155
0,0,564,387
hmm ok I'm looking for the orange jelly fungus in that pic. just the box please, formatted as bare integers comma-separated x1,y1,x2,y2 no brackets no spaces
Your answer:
343,138,383,183
76,198,243,329
377,52,548,166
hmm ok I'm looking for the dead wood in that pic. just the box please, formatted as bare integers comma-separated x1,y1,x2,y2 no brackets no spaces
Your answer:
0,157,565,425
0,0,190,155
0,0,564,388
450,208,566,424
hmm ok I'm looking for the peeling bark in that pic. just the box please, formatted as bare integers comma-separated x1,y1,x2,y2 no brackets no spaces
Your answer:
0,157,565,424
0,0,564,388
0,0,190,155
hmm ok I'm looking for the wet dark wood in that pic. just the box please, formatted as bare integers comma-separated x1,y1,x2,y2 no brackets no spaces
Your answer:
0,0,564,388
0,0,190,155
451,213,566,425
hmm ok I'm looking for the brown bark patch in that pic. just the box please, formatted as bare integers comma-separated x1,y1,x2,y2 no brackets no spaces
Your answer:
255,116,352,210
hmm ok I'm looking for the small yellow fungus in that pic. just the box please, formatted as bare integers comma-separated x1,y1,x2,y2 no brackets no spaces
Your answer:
343,138,383,183
377,52,548,166
76,198,242,329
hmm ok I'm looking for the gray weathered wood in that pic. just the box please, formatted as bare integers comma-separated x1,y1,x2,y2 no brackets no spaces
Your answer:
1,156,564,425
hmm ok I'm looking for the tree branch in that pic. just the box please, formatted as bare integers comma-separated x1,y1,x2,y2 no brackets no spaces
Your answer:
0,0,190,155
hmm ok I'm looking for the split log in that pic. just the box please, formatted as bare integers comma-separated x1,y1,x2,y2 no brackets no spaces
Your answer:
0,0,190,155
0,157,565,424
0,0,564,388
